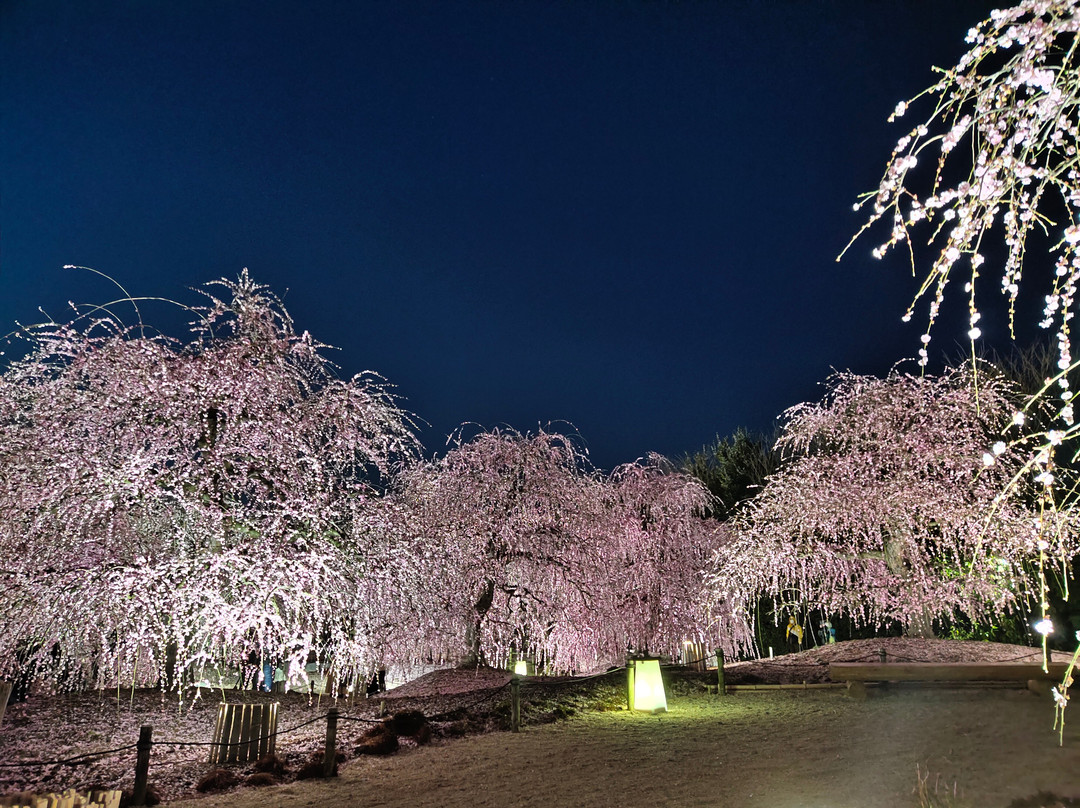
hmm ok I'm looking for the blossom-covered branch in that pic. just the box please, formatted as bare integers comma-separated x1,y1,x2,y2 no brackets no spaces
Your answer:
387,430,729,672
706,364,1073,638
0,271,419,691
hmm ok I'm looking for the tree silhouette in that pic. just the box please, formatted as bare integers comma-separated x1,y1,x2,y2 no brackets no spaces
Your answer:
681,428,780,521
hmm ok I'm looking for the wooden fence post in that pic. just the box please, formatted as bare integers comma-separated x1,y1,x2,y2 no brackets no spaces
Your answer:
510,676,520,732
0,681,11,726
132,725,152,806
879,648,887,664
322,707,338,778
715,649,726,696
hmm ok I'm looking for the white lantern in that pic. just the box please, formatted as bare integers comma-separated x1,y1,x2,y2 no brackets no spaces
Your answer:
628,658,667,712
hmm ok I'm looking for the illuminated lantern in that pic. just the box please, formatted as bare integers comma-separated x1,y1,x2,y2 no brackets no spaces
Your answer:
514,660,528,676
628,657,667,712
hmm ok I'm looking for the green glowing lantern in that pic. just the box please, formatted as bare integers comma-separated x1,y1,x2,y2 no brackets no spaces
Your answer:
514,660,528,676
628,657,667,712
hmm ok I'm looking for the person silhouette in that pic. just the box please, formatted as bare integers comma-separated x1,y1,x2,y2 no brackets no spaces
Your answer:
785,615,804,652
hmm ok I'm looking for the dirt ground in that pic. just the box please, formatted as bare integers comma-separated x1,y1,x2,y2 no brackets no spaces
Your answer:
164,687,1080,808
6,639,1080,808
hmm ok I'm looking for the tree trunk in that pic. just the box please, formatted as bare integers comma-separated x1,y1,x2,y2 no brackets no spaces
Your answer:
0,681,11,726
883,530,936,639
162,642,178,690
904,610,936,639
462,580,495,666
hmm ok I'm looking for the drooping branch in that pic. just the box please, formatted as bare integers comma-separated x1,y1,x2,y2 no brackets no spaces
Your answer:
0,272,420,691
707,363,1075,638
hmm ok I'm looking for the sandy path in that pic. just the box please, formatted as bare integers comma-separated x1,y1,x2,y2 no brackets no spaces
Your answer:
165,688,1080,808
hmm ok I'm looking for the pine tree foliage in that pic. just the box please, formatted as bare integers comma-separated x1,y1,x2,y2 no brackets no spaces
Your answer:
681,428,780,521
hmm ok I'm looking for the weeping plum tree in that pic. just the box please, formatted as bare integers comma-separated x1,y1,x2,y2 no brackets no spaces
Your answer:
707,364,1072,639
389,429,602,670
0,271,419,691
390,430,727,672
596,456,746,660
845,0,1080,635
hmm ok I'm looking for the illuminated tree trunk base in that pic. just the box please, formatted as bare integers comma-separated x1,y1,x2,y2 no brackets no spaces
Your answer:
904,611,937,639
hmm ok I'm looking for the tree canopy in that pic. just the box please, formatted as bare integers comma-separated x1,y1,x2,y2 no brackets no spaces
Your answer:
0,272,419,690
706,364,1075,638
387,430,730,670
846,0,1080,645
681,428,780,521
0,276,731,690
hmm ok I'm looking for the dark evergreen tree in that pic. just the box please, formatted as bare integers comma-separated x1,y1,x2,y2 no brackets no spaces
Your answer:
681,428,780,521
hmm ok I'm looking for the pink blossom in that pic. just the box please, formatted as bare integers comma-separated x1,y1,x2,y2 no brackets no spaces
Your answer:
706,364,1075,636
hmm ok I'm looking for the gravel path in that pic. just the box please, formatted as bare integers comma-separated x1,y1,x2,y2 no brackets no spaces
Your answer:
5,639,1080,807
166,688,1080,808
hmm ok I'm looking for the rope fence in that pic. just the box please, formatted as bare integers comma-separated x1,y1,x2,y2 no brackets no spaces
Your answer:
0,678,533,805
0,744,139,769
0,702,358,805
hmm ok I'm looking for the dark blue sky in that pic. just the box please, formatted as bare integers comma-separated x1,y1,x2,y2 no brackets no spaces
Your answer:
2,1,1006,470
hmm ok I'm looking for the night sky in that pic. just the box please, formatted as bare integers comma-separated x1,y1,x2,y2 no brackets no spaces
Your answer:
2,1,1007,470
